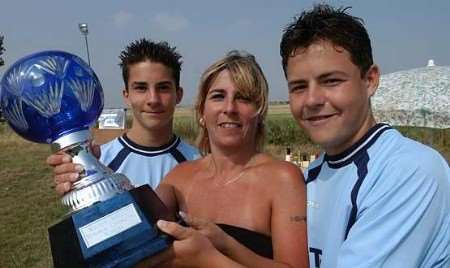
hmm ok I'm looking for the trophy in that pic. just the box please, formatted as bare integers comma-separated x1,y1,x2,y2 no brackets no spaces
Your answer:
0,51,174,267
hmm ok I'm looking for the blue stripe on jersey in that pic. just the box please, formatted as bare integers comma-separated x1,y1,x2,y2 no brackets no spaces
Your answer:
169,148,187,163
345,151,369,239
325,124,391,168
306,124,391,184
106,134,188,172
107,147,132,172
306,162,323,184
307,124,393,241
99,135,199,189
317,124,392,240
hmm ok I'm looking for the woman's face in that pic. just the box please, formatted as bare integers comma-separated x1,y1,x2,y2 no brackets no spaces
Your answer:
202,70,259,151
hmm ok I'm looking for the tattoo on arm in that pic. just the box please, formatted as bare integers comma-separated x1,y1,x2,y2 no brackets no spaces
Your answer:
290,215,307,222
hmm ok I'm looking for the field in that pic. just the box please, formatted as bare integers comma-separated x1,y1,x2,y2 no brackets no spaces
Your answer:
0,105,449,267
0,126,65,267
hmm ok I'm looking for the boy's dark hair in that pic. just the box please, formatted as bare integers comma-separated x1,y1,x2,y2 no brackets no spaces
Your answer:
119,38,182,89
280,4,373,77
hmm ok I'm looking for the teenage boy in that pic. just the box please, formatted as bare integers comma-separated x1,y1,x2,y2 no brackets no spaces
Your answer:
48,38,199,193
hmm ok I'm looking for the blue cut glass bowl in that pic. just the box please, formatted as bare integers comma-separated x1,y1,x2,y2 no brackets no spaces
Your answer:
0,50,104,143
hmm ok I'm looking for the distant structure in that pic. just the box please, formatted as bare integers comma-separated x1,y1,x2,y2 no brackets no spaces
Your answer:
372,60,450,128
98,108,127,129
427,59,436,67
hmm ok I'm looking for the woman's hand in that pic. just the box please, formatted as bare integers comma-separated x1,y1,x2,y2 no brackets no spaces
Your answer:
136,220,225,268
179,212,231,254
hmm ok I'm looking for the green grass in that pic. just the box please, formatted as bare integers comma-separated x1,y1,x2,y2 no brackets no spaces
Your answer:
0,105,448,267
0,125,67,268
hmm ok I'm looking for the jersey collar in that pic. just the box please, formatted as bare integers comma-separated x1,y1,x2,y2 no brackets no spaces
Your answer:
119,134,180,155
324,123,392,168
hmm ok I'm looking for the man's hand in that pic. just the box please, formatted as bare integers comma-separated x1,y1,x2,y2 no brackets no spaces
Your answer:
47,152,80,195
46,140,100,195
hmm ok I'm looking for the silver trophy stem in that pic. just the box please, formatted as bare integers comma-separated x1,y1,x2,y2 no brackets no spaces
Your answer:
52,130,133,212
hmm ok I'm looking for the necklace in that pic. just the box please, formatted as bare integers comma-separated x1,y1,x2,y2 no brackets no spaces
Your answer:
211,155,256,187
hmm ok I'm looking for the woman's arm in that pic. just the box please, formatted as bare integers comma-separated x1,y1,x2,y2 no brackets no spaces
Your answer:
270,162,309,268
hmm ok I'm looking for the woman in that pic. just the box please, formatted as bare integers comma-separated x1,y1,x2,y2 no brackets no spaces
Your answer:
51,51,308,267
148,51,307,267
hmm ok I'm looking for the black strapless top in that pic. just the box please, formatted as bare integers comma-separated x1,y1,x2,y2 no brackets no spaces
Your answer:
217,223,273,259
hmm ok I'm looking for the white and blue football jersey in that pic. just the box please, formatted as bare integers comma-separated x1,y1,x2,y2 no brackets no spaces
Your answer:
99,134,199,189
305,124,450,268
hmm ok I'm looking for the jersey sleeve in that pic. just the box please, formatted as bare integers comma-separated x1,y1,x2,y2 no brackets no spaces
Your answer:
336,155,450,268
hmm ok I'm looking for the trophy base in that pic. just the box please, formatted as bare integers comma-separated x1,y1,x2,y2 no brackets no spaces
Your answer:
48,185,174,268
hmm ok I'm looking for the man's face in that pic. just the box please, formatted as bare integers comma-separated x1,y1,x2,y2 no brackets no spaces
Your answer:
286,40,379,155
123,60,182,133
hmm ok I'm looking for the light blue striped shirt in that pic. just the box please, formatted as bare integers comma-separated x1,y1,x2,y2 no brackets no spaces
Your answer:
99,134,199,189
305,124,450,268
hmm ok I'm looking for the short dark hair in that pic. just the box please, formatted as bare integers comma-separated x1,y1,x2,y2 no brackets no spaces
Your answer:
280,4,373,77
119,38,182,89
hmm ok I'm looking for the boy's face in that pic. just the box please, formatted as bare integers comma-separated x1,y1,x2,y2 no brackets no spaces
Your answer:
286,40,379,155
123,60,182,133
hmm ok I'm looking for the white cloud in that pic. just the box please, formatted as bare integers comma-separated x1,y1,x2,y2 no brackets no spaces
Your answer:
152,12,189,32
113,10,133,28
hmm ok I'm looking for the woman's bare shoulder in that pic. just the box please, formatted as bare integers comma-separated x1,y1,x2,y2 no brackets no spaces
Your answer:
255,153,304,182
254,154,306,203
163,157,207,184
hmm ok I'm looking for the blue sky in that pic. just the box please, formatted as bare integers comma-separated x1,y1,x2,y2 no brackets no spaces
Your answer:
1,0,449,107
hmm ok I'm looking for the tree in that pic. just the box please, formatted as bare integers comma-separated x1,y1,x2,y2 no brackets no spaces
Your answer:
0,35,4,66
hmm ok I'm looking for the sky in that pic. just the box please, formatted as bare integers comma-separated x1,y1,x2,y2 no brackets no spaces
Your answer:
1,0,449,107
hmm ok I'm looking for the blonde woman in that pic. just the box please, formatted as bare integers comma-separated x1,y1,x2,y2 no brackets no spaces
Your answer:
148,51,308,267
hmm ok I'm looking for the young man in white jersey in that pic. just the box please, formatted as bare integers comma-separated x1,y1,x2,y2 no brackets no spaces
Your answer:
48,39,199,192
142,4,450,268
279,4,450,267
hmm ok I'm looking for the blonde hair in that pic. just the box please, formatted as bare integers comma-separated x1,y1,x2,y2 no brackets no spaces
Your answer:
194,50,269,155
